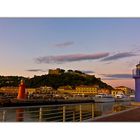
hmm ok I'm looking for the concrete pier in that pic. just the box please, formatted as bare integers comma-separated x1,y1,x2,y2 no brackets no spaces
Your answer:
93,107,140,122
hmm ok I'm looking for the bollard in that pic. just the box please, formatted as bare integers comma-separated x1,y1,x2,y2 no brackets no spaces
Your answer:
79,105,82,122
63,106,66,122
73,111,75,122
2,110,6,122
39,107,43,122
91,104,94,120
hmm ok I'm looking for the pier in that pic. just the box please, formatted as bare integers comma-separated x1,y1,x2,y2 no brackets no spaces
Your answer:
93,107,140,122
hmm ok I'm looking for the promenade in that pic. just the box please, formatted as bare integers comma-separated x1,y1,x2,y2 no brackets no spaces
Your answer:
94,107,140,122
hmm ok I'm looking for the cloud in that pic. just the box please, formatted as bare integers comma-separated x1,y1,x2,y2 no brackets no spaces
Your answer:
54,41,74,47
35,52,109,64
126,59,137,68
131,46,140,52
104,62,113,65
82,70,95,74
102,78,118,80
26,69,46,72
101,52,137,61
101,73,132,79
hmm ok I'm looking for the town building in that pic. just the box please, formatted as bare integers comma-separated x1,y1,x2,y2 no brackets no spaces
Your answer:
115,86,134,95
98,88,110,94
26,88,36,94
0,86,37,96
0,87,18,94
35,86,54,94
57,85,113,96
0,87,18,96
57,85,73,94
111,89,124,96
73,85,99,95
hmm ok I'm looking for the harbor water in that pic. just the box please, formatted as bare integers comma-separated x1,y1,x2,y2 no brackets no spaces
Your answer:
0,102,132,122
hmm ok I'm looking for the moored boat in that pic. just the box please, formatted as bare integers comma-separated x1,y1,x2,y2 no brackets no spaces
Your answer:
129,94,135,101
94,93,115,103
115,93,130,102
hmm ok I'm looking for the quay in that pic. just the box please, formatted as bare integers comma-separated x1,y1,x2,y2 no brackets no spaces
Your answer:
93,106,140,122
0,98,95,107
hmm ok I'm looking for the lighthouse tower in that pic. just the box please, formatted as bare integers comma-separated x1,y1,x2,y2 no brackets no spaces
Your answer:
133,62,140,102
17,79,26,100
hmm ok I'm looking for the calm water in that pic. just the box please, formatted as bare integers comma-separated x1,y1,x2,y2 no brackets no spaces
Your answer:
0,102,132,122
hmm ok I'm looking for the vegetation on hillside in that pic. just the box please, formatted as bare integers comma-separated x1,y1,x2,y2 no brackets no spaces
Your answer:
0,71,113,90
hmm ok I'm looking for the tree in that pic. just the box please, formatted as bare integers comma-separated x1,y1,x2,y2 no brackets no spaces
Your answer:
67,70,73,73
74,70,83,74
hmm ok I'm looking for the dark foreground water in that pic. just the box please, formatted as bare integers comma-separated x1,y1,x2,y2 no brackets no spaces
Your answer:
0,102,132,122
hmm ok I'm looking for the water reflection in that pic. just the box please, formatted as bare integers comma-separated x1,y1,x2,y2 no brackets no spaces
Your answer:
16,108,24,122
94,102,114,117
94,102,131,117
113,102,131,112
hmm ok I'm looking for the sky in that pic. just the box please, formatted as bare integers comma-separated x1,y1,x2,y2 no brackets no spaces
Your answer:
0,18,140,89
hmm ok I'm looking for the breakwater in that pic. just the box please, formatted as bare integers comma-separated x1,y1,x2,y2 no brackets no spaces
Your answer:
0,98,95,108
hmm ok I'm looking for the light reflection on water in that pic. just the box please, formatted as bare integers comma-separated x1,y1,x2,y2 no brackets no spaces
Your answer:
0,102,132,122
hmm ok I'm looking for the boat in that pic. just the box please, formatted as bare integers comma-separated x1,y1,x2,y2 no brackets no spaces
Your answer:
129,94,135,101
94,93,115,103
115,93,130,102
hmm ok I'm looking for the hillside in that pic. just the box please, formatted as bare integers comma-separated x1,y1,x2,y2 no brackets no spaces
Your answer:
0,71,113,90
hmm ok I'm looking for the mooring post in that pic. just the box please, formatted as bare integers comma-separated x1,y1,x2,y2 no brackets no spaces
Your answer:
63,106,66,122
79,105,82,122
73,111,75,122
2,110,6,122
39,107,43,122
91,104,94,120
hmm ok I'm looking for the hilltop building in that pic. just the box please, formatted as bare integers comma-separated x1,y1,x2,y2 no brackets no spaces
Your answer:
48,68,65,75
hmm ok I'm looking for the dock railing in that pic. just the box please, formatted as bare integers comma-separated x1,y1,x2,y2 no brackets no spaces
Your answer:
0,103,95,122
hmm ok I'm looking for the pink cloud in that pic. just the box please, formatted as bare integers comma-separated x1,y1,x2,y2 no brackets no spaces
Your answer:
35,52,109,64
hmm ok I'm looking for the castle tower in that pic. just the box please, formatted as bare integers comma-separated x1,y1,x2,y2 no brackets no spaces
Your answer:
17,79,26,100
133,62,140,102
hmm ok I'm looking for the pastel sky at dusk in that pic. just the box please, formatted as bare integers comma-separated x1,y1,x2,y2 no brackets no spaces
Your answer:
0,18,140,89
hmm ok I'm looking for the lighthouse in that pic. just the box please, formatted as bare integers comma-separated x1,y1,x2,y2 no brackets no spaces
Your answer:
17,79,26,100
133,62,140,102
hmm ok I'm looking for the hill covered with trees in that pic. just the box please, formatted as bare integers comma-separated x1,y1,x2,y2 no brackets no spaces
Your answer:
0,70,113,90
